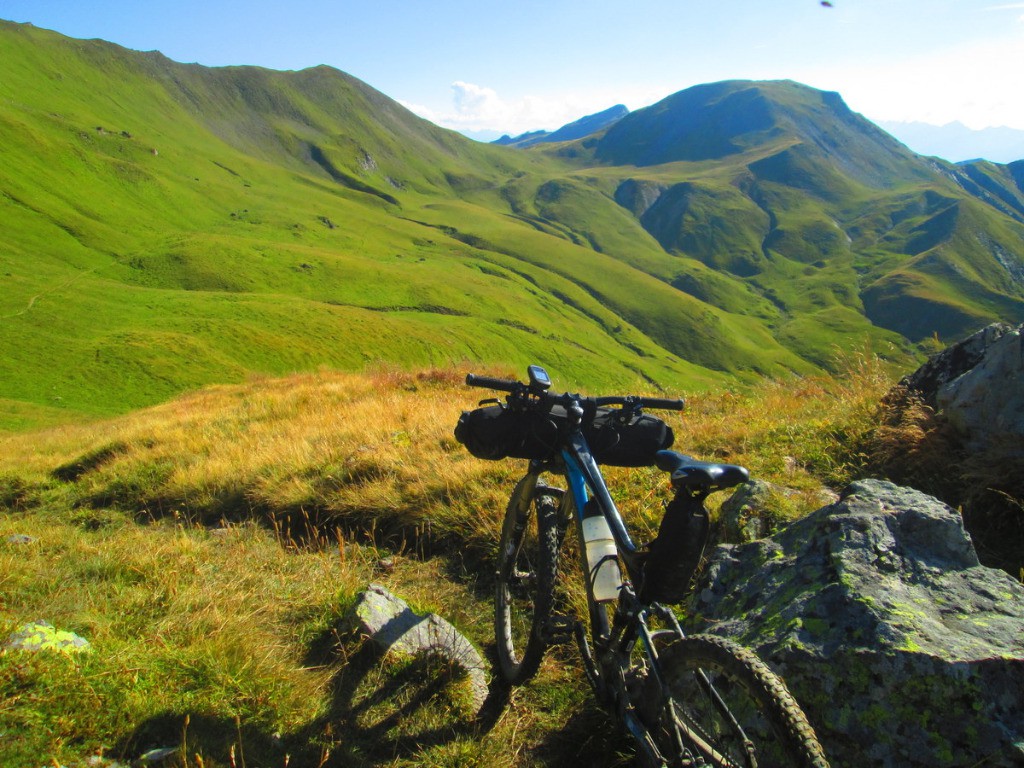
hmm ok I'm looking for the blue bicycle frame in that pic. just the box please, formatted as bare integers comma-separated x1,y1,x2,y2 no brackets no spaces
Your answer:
561,430,644,582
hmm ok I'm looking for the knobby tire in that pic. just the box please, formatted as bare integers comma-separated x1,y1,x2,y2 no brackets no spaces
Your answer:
645,634,829,768
494,485,561,684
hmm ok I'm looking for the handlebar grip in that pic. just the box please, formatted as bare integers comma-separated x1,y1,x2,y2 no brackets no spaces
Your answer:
641,397,685,411
465,373,520,392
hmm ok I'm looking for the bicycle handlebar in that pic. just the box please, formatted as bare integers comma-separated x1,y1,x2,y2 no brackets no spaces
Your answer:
629,396,685,411
464,373,520,392
465,372,684,411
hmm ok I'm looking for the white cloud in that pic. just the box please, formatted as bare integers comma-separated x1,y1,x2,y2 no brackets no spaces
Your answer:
805,33,1024,130
450,82,506,120
401,81,668,137
401,82,577,135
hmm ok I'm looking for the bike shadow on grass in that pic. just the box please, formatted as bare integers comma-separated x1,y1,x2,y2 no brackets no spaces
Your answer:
290,634,514,766
115,630,513,767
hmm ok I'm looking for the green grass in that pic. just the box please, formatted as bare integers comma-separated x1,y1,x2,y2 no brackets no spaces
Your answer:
0,360,902,768
3,20,1024,435
0,21,718,428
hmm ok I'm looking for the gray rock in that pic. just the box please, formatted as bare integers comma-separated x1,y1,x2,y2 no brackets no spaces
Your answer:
719,480,778,543
900,322,1014,407
690,480,1024,768
935,325,1024,451
896,321,1024,453
87,757,132,768
4,534,36,545
719,480,838,544
344,584,488,716
136,747,178,764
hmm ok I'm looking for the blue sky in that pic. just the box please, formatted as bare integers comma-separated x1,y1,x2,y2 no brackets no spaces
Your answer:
2,1,1023,138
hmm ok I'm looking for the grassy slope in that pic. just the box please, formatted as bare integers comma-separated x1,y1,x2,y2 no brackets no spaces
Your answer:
0,21,727,428
545,80,1024,347
4,28,1024,434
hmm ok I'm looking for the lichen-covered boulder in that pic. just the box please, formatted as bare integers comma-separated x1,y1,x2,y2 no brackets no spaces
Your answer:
719,480,779,543
689,479,1024,768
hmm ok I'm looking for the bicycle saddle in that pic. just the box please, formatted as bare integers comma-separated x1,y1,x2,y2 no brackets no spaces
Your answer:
654,450,749,491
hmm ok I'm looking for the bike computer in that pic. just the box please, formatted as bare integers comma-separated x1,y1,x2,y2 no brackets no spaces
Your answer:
527,365,552,391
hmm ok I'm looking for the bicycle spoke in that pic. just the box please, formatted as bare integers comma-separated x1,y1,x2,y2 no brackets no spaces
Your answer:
644,635,829,768
494,483,562,684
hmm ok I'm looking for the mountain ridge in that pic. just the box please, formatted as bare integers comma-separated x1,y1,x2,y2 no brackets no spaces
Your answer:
881,120,1024,164
2,19,1024,428
493,104,629,148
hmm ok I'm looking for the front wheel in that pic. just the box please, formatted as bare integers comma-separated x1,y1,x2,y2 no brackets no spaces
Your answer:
494,482,562,684
642,634,829,768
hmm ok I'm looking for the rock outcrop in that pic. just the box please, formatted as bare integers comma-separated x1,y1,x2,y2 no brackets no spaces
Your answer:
901,322,1024,452
689,480,1024,768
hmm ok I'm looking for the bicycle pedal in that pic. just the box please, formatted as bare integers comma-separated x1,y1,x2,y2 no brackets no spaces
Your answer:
543,614,579,644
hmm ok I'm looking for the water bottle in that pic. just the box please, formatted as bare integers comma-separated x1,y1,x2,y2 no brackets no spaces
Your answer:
582,505,622,602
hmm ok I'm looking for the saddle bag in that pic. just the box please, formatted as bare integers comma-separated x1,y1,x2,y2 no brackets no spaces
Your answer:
639,493,709,604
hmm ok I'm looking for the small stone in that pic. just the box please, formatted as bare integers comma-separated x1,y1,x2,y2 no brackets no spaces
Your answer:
345,584,488,716
137,747,179,763
86,757,130,768
4,534,35,545
5,621,91,653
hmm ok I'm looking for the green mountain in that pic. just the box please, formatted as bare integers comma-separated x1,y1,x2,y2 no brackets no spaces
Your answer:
552,80,1024,353
2,20,1023,429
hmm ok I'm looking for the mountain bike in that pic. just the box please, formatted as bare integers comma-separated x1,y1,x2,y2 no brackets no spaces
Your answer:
455,366,829,767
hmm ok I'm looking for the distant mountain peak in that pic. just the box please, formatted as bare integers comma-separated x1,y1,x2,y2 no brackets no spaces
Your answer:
587,79,928,189
879,120,1024,164
492,104,628,148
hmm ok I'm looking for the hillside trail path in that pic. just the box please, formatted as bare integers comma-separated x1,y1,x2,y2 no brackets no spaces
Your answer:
0,267,96,321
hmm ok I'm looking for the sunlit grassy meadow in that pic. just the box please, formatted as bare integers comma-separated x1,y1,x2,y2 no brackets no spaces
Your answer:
0,361,895,767
4,21,1024,767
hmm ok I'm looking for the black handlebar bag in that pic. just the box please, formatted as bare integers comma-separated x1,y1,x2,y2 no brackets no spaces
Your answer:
454,405,561,460
455,405,673,466
586,409,674,467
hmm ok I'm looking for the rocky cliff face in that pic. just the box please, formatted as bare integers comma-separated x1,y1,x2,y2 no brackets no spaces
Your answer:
690,480,1024,768
930,324,1024,452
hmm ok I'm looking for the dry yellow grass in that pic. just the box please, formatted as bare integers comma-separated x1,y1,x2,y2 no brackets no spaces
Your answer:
1,360,903,767
0,358,895,557
1,368,518,559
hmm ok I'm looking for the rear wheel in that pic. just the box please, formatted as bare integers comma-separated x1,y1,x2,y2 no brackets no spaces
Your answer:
643,634,829,767
494,482,562,684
